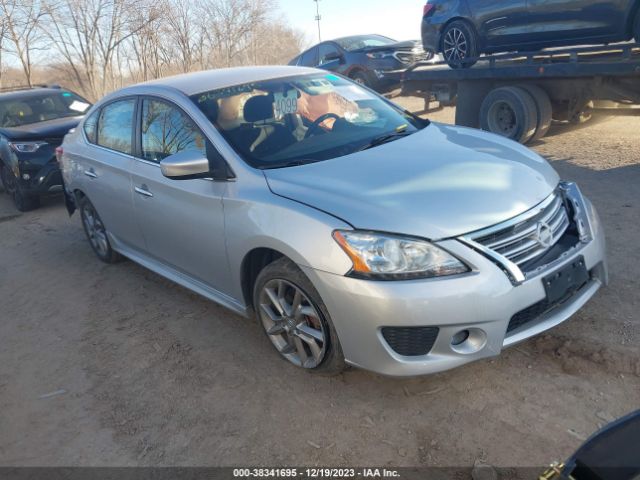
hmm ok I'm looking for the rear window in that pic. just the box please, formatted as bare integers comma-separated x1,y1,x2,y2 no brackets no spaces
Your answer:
97,99,135,155
0,91,91,128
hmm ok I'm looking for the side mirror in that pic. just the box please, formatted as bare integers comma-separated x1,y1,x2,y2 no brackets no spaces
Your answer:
324,52,343,63
160,143,234,181
160,150,211,180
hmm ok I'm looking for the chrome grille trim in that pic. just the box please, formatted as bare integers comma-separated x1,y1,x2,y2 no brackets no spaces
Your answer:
458,187,585,285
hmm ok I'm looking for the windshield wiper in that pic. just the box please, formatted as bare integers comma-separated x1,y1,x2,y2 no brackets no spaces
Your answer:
357,130,414,152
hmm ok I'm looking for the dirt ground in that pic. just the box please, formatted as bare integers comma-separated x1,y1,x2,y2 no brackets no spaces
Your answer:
0,100,639,470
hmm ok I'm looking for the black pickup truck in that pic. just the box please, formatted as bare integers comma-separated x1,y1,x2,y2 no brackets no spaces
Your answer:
0,85,91,211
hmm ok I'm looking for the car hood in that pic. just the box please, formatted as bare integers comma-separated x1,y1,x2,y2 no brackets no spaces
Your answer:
356,40,422,53
264,123,560,239
0,116,83,141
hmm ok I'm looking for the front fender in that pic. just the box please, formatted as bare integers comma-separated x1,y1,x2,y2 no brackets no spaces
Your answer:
222,182,354,303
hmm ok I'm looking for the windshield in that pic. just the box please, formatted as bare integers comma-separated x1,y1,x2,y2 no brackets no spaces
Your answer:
0,91,91,128
190,73,427,169
335,35,396,52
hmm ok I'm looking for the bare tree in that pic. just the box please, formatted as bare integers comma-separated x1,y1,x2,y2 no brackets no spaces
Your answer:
0,0,47,86
42,0,160,100
199,0,274,68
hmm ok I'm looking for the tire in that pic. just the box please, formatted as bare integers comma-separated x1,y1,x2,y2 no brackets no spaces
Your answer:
79,195,123,264
0,164,40,211
480,86,538,144
350,70,372,88
441,20,478,69
518,84,552,142
253,257,345,375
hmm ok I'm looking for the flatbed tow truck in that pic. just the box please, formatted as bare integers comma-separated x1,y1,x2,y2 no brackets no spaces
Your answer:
387,43,640,144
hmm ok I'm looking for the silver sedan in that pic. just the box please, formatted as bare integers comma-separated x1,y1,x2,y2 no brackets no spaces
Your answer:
59,66,607,376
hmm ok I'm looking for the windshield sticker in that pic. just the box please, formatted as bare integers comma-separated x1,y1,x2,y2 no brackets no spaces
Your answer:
273,89,298,119
333,85,376,101
325,74,340,82
69,100,90,113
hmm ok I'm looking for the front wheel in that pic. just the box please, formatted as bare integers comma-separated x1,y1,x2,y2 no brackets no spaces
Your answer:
253,257,345,375
441,20,478,68
350,70,372,88
79,195,123,263
0,164,40,211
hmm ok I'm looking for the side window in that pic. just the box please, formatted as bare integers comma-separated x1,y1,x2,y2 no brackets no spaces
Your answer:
83,110,99,144
318,44,340,65
140,98,206,163
300,47,319,67
97,99,135,154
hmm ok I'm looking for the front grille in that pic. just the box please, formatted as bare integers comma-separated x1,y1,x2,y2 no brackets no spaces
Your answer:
471,194,570,270
381,327,439,357
395,50,433,65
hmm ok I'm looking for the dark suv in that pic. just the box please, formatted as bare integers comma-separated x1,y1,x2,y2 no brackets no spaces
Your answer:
0,85,90,211
289,34,432,92
422,0,640,67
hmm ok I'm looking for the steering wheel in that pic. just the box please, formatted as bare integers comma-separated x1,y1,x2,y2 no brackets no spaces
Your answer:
304,113,341,139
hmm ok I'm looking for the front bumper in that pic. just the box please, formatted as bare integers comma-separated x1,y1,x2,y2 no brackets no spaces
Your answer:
302,195,607,377
17,160,63,196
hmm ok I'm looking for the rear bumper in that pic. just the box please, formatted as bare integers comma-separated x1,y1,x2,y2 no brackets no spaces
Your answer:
302,198,607,377
421,20,443,53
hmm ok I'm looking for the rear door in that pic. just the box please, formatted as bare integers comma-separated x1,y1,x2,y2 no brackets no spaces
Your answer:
468,0,530,49
77,98,144,251
130,96,230,291
525,0,627,42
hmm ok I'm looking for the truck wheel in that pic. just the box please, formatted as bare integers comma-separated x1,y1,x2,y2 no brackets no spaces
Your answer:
518,84,552,142
441,20,478,69
480,86,538,144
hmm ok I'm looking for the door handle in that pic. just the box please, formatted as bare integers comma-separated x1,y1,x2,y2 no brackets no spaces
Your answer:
84,169,97,178
135,185,153,198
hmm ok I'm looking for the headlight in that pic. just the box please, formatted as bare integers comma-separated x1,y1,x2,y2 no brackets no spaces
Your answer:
333,230,469,280
9,141,47,153
366,52,394,59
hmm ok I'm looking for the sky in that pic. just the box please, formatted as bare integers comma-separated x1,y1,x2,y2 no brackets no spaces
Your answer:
278,0,424,46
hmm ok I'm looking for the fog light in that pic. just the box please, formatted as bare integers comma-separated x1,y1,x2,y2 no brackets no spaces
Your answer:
451,330,470,346
450,328,487,355
22,173,30,180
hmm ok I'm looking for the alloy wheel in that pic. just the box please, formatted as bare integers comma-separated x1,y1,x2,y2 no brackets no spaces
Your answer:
258,279,327,369
81,202,110,257
443,27,468,62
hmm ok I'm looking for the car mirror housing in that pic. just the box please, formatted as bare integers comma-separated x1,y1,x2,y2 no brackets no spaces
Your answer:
160,143,234,181
160,150,213,180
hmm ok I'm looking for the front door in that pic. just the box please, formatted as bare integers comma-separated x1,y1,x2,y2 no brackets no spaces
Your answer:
130,97,230,292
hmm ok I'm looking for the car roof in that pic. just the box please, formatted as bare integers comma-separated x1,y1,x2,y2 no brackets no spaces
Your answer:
0,87,69,100
118,66,321,97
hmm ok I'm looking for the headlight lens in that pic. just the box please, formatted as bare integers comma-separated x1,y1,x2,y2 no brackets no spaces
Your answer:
9,141,47,153
366,52,394,59
333,230,469,279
